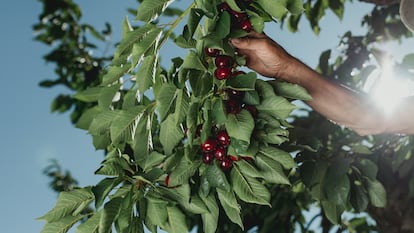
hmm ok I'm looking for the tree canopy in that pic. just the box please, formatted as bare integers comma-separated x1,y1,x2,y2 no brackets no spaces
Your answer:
35,0,414,232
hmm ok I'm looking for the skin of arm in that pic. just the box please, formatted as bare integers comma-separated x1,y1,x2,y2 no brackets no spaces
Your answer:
230,32,414,135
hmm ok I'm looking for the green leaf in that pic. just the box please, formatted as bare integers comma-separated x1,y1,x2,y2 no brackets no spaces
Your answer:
136,55,159,93
350,184,369,212
114,24,158,61
38,187,95,222
182,50,207,71
225,109,255,144
98,84,122,109
323,170,350,205
168,157,201,187
200,194,219,233
189,71,212,97
256,95,297,120
88,110,118,136
146,198,168,228
354,159,378,180
76,106,102,130
211,97,227,125
256,154,290,185
136,0,174,22
41,214,84,233
269,80,312,101
159,114,185,155
259,146,296,169
226,72,257,91
76,211,102,233
73,87,101,102
92,177,121,209
174,88,190,125
205,163,231,192
110,107,146,145
187,8,204,38
101,65,130,86
257,0,288,19
165,206,189,233
133,113,152,164
287,0,305,15
234,159,264,179
217,189,243,229
213,11,231,39
323,158,351,205
366,178,387,207
156,83,178,121
143,151,166,172
231,165,271,205
130,28,163,68
99,197,123,233
321,201,344,224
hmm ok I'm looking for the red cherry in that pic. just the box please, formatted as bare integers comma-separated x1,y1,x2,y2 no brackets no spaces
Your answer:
205,47,220,57
216,130,231,147
214,67,232,80
244,104,257,118
220,158,233,171
229,155,240,161
202,152,214,164
215,55,234,68
225,99,242,114
201,138,217,152
217,2,231,12
232,11,247,22
240,19,252,32
214,147,227,161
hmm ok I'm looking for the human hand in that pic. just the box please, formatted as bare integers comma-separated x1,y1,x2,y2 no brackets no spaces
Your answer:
230,32,295,80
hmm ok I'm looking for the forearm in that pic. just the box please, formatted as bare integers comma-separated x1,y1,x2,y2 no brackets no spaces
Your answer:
281,58,388,135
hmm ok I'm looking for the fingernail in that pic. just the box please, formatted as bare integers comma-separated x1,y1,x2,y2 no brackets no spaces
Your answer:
230,38,240,44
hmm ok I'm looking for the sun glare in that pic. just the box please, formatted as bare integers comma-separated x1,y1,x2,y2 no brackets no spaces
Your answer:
364,59,414,115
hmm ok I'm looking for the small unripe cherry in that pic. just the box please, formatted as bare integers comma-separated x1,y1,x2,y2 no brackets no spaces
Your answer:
201,138,216,152
240,19,252,32
202,152,214,164
205,47,221,57
216,130,231,147
214,147,227,161
214,67,232,80
220,158,233,171
215,55,234,68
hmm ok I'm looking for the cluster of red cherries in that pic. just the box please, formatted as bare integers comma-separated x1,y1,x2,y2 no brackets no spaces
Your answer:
217,1,253,32
199,126,239,171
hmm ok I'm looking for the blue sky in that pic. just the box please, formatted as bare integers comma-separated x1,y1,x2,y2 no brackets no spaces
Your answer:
1,1,412,232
